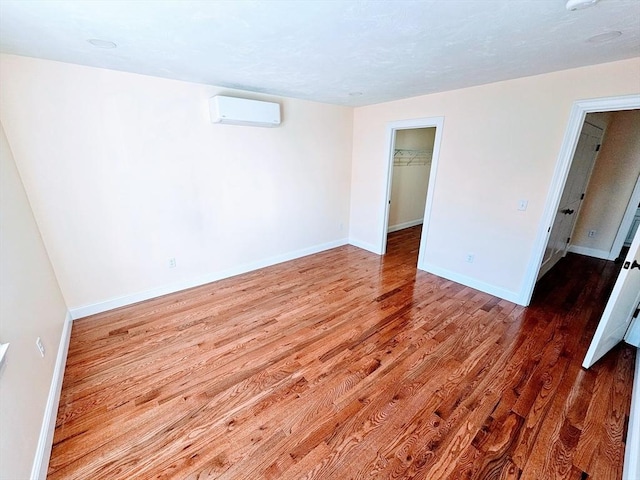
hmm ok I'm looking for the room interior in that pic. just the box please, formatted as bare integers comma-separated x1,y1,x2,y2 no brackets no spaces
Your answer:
1,0,639,478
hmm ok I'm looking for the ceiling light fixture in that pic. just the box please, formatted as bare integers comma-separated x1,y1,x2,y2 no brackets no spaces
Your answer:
587,31,623,43
87,39,117,49
565,0,599,10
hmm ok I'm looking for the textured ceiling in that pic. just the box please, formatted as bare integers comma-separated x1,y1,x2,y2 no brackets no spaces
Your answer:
0,0,638,106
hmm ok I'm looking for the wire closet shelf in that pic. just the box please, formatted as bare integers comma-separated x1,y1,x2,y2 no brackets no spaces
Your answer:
393,148,433,166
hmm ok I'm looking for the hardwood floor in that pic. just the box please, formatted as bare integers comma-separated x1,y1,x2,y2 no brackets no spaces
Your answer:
49,226,635,479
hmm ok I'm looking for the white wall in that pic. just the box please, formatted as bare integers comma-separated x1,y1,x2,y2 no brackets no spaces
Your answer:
388,128,434,231
0,122,68,479
572,110,640,253
0,54,353,313
349,58,640,302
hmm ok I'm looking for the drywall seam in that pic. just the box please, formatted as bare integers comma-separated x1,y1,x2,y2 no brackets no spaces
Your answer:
30,312,72,480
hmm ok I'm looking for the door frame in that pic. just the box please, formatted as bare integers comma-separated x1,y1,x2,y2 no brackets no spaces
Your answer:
520,94,640,306
380,117,444,267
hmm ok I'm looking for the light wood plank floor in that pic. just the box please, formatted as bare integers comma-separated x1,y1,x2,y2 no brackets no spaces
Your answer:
49,226,635,479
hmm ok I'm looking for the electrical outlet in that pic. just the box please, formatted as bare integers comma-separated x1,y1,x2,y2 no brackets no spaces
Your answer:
588,230,596,238
168,257,176,268
466,253,475,263
36,337,45,358
517,199,529,211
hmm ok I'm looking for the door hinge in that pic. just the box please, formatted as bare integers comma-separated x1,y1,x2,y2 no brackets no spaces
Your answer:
596,144,601,152
580,193,585,200
567,237,571,244
634,304,640,319
548,227,551,233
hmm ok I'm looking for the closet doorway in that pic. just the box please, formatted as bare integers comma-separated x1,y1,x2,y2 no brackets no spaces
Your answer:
381,117,444,266
387,127,435,235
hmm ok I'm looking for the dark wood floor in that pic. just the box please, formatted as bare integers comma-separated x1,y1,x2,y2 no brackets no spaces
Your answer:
49,226,635,479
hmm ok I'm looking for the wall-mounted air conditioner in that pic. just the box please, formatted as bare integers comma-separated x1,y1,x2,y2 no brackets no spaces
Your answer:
209,95,281,127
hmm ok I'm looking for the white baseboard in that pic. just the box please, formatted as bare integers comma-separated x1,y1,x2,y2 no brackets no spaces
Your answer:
387,219,423,233
348,238,381,254
31,312,73,480
70,238,349,319
419,262,522,305
623,350,640,480
567,245,611,260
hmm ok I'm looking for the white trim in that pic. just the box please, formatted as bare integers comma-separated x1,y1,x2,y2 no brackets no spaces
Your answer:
567,245,610,260
348,238,380,254
70,239,348,319
387,219,423,233
381,124,398,253
625,318,640,348
610,173,640,260
623,350,640,480
421,262,521,304
381,117,444,259
520,94,640,306
31,312,72,480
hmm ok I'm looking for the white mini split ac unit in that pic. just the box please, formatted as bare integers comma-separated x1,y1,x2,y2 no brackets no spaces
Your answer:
209,95,281,127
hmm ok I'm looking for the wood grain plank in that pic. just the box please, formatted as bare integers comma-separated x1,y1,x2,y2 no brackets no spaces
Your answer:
48,227,635,479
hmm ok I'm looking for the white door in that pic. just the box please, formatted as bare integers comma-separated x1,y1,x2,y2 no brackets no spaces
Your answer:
583,227,640,368
538,121,604,279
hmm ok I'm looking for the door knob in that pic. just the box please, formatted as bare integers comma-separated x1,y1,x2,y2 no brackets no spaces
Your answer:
561,209,575,215
623,260,640,270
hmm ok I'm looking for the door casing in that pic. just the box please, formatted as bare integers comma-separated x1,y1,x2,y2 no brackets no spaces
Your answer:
520,94,640,306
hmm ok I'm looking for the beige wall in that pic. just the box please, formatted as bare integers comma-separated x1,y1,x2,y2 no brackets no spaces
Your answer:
0,123,68,479
0,54,353,312
573,110,640,254
349,58,640,301
388,128,435,230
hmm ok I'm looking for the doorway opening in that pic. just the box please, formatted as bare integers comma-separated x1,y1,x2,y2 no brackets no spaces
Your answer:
381,117,444,268
387,127,435,235
536,108,640,285
521,94,640,305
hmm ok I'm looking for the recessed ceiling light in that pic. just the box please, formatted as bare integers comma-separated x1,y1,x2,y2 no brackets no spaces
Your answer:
587,31,622,43
565,0,599,11
348,92,363,97
87,39,117,49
